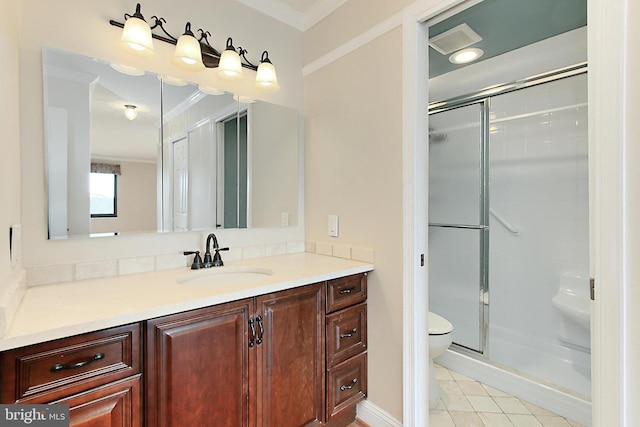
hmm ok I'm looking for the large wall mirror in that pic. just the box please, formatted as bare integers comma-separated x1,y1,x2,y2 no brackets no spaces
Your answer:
43,47,299,239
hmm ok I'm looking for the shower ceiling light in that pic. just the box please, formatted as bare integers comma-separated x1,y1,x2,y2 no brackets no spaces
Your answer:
110,4,280,92
449,48,484,64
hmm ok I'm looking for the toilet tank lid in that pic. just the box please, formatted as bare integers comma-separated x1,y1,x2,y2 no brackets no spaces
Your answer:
429,312,453,335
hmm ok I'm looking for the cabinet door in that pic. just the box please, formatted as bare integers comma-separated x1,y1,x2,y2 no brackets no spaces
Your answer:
52,375,142,427
145,299,253,427
256,284,324,427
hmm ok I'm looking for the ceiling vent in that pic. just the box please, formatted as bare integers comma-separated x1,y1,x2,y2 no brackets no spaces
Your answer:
429,23,482,55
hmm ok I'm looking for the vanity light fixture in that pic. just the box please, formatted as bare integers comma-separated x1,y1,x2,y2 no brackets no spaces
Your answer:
255,51,279,92
172,23,205,71
119,4,154,56
124,104,138,120
110,4,280,91
217,38,243,81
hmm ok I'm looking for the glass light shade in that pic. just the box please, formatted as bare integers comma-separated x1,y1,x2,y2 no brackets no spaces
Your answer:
255,61,280,92
119,17,154,55
124,105,137,120
172,34,205,71
217,49,243,81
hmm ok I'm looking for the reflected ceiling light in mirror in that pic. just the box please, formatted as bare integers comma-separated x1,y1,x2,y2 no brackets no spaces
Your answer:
109,5,280,92
199,85,225,95
158,75,188,86
124,104,138,120
119,4,154,56
233,95,255,104
110,63,145,76
449,48,484,64
217,38,243,81
172,23,205,71
255,51,279,92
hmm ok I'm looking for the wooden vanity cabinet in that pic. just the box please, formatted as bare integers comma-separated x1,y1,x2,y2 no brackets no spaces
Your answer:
0,323,142,427
145,283,324,427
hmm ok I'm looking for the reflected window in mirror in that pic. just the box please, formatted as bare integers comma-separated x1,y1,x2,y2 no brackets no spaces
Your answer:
89,172,117,217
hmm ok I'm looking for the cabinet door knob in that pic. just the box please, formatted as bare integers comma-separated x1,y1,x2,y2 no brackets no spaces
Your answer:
340,378,358,391
50,353,105,372
340,328,358,339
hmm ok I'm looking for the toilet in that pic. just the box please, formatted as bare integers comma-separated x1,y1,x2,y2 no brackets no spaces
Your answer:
551,272,591,350
428,311,454,406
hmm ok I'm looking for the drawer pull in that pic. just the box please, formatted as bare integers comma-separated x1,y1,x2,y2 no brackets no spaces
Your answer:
50,352,105,372
339,287,356,295
340,328,358,339
249,318,256,348
340,378,358,391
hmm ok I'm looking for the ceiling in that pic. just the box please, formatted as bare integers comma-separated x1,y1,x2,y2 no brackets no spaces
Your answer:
236,0,346,31
238,0,587,78
428,0,587,77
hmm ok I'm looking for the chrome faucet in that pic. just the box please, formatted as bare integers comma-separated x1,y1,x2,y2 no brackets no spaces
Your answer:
203,233,229,267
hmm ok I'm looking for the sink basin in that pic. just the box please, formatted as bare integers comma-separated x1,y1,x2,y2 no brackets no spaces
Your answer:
177,266,274,286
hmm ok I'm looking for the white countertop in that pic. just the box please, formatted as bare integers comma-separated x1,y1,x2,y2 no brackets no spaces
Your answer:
0,253,373,351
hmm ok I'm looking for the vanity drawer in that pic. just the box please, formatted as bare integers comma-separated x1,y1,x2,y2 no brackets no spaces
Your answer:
326,273,367,313
0,323,142,403
326,352,367,420
326,303,367,367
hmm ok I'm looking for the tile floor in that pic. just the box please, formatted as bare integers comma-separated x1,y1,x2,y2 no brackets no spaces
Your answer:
430,364,586,427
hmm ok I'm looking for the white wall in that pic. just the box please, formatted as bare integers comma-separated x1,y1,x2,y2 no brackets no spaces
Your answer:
304,2,409,419
18,0,304,268
0,1,24,330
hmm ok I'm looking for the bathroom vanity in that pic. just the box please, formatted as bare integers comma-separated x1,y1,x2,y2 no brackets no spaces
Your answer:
0,253,372,426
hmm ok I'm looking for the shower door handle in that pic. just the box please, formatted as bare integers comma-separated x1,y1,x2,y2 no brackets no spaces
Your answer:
429,223,488,230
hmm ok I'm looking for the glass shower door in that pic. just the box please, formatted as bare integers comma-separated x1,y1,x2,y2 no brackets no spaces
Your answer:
428,102,487,353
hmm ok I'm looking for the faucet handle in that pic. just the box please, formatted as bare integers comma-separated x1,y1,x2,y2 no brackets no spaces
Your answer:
212,247,229,267
183,251,204,270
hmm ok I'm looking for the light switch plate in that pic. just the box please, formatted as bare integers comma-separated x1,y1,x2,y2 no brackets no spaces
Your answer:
328,215,339,237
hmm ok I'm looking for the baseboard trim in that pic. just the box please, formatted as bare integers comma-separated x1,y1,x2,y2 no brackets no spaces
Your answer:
356,400,402,427
438,349,592,426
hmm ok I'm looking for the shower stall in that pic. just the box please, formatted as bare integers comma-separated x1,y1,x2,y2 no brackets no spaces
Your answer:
428,66,590,398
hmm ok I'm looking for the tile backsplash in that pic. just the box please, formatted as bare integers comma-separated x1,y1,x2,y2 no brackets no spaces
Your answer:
26,241,374,287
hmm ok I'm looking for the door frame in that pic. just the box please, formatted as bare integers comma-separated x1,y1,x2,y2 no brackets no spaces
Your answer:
402,0,636,425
